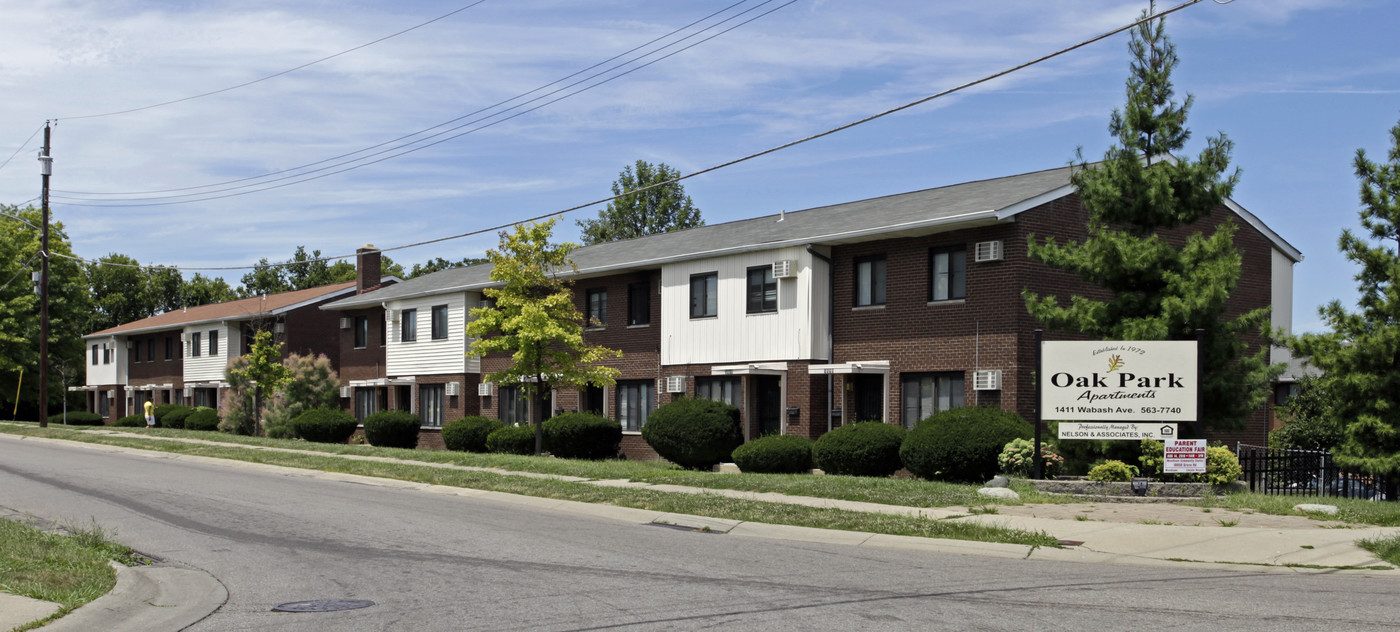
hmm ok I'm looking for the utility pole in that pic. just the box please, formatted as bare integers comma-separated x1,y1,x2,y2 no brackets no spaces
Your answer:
38,123,51,428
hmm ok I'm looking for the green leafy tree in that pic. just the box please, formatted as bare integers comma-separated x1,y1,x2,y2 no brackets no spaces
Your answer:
87,254,152,332
286,246,356,290
1291,119,1400,485
1268,375,1342,452
1023,13,1280,433
147,267,184,314
467,218,621,454
223,329,290,435
409,256,487,279
0,205,90,417
577,160,703,245
180,273,238,307
239,258,291,297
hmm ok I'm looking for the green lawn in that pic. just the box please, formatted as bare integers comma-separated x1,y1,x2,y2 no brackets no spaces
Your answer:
0,517,135,631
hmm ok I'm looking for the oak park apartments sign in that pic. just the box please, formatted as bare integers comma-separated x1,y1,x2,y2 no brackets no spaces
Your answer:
1041,340,1198,424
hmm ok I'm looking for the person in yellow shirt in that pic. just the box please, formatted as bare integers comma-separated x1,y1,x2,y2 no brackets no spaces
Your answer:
143,400,155,428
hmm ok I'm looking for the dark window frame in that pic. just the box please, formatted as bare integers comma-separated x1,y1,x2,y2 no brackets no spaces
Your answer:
401,308,418,342
146,339,155,362
854,255,887,307
419,383,446,427
746,265,777,314
209,330,219,356
689,272,718,319
165,337,173,361
586,288,607,327
900,371,966,429
431,305,449,340
91,344,99,365
616,380,654,432
354,315,369,349
929,245,967,302
627,281,650,326
191,332,202,357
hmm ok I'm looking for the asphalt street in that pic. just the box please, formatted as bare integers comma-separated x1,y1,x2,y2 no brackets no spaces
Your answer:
2,437,1397,631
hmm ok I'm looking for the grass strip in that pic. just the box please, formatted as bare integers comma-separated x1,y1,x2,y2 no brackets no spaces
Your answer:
1359,533,1400,567
1188,489,1400,527
4,424,1076,508
0,517,135,631
0,426,1058,548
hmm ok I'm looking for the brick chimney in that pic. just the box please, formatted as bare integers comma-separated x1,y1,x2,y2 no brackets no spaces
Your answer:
356,245,381,294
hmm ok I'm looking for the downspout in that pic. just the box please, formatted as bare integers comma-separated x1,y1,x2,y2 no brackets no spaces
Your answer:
806,244,835,434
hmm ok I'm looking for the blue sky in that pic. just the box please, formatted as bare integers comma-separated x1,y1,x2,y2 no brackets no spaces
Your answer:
1,0,1397,334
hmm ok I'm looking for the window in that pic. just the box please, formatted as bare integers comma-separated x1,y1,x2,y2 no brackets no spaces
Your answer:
695,376,741,408
191,333,202,357
586,289,607,327
165,337,173,361
854,255,886,306
627,281,650,326
401,308,418,342
499,386,530,425
689,272,718,318
354,315,369,349
91,344,98,365
132,341,140,363
147,339,155,362
616,380,654,432
354,388,378,422
900,372,965,428
930,246,967,301
746,265,777,314
419,384,445,428
209,331,219,356
431,305,449,340
103,346,112,364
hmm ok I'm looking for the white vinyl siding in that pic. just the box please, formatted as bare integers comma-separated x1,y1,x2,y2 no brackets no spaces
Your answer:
386,293,478,376
183,324,238,382
83,336,125,386
661,247,829,366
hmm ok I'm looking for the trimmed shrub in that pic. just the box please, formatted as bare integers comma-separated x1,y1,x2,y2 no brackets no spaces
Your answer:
544,413,621,460
112,414,145,427
289,408,359,444
1139,440,1243,486
486,425,536,455
1087,460,1137,482
363,410,421,449
442,416,502,452
156,405,192,429
813,422,906,477
731,434,813,474
641,398,743,470
1046,420,1142,476
47,411,104,426
997,438,1064,479
900,407,1032,482
184,407,220,431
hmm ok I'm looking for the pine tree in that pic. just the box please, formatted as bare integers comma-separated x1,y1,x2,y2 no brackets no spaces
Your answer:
1291,120,1400,483
1023,13,1280,433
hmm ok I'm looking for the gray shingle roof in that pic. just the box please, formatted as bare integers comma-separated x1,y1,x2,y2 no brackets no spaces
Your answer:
323,163,1297,309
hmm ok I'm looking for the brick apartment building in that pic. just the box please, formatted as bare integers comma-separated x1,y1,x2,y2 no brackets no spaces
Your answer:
79,278,391,423
324,163,1301,457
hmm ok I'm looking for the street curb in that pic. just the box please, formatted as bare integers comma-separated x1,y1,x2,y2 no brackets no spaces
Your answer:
39,563,227,632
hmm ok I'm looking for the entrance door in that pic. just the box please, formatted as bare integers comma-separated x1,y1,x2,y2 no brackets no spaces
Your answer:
851,374,885,422
754,375,783,437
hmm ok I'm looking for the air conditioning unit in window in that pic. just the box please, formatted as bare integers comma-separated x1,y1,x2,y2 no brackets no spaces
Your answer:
772,260,797,279
273,322,286,334
974,240,1004,262
477,299,493,309
973,370,1002,391
446,382,460,397
388,310,400,323
182,385,193,397
340,317,352,329
478,382,493,397
340,386,351,398
665,376,686,393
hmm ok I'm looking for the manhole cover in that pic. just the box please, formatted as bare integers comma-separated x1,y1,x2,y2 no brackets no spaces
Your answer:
272,599,375,613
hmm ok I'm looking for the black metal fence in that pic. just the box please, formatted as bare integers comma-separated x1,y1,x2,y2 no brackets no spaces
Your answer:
1236,444,1392,501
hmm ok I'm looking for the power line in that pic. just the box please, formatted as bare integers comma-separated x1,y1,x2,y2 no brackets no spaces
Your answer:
0,124,45,174
57,2,491,121
53,0,786,203
61,0,1210,274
